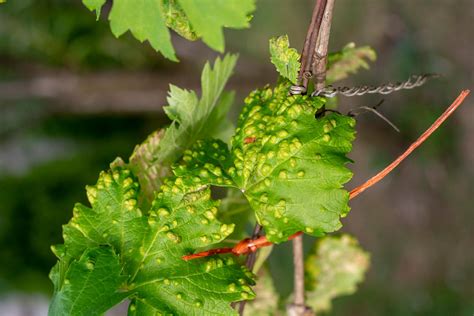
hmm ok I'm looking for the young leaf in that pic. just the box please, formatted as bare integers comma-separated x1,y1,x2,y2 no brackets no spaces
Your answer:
50,164,256,315
159,54,238,164
175,83,356,242
82,0,255,60
305,235,370,313
127,55,237,206
269,35,301,84
326,42,377,83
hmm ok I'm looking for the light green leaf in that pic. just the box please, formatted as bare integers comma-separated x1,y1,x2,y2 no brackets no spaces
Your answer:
49,246,128,316
269,35,301,84
50,165,256,315
305,235,370,313
82,0,255,60
174,84,356,243
327,42,376,83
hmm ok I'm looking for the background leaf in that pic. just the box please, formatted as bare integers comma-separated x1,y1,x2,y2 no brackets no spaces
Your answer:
326,42,376,83
305,235,370,313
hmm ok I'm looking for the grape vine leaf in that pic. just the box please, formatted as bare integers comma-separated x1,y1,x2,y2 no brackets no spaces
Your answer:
49,163,255,315
82,0,255,60
305,235,370,313
174,83,356,242
269,35,301,84
127,55,237,207
326,42,376,83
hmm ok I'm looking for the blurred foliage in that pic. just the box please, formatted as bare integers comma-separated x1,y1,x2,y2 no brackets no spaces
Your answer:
0,114,157,294
0,0,163,70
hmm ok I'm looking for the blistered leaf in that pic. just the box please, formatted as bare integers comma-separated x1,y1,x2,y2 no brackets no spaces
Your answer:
82,0,255,60
326,42,376,83
175,83,356,243
269,35,301,84
232,85,355,242
305,235,370,313
50,165,255,315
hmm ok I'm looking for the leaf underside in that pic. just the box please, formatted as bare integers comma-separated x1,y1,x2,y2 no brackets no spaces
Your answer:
50,165,255,315
82,0,256,60
269,35,301,84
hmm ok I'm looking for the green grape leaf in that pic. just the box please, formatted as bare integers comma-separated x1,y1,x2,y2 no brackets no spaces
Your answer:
305,235,370,313
173,139,234,187
175,84,356,243
50,165,256,315
82,0,255,60
327,42,376,83
49,247,128,316
127,55,237,208
269,35,301,84
232,85,355,242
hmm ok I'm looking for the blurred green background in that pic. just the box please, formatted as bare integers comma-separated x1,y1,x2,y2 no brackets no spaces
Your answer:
0,0,473,315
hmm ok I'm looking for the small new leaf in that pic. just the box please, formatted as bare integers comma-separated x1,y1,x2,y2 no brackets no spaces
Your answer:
269,35,301,84
305,235,370,313
82,0,255,60
159,54,238,163
50,165,255,315
327,42,376,83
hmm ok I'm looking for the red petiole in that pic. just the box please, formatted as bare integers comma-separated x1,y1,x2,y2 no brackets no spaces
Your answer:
183,90,470,261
